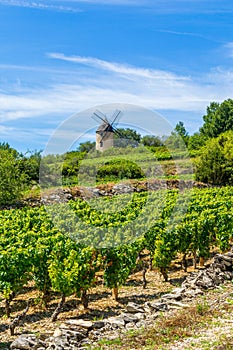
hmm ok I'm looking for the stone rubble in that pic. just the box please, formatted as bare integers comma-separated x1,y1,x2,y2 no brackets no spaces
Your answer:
22,180,209,208
10,251,233,350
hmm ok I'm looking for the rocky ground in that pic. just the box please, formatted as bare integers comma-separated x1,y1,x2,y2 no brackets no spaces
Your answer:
0,251,232,350
20,179,209,208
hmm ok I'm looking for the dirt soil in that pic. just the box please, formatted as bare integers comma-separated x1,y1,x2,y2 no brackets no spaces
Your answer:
0,256,232,349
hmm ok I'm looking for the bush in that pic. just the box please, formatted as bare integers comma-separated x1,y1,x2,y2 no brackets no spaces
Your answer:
0,149,26,205
96,159,145,183
195,131,233,185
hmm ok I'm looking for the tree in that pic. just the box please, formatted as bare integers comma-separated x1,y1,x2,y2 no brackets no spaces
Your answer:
62,151,85,177
19,150,42,184
195,130,233,185
200,99,233,138
164,132,186,150
174,121,189,145
188,132,206,151
0,149,26,205
141,135,162,147
0,142,19,158
77,141,95,153
114,128,141,147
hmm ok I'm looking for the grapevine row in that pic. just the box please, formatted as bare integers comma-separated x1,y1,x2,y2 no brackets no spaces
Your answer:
0,187,232,319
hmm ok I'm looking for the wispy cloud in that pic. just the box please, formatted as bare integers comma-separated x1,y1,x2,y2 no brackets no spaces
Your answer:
66,0,141,3
225,42,233,57
159,30,222,43
1,0,232,14
0,125,14,134
160,29,200,37
0,0,82,12
48,53,190,82
1,58,233,125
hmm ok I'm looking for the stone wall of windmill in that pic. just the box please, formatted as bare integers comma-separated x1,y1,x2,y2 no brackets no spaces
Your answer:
96,124,114,152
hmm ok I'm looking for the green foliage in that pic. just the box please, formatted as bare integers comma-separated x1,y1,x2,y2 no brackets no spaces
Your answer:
0,149,26,205
164,132,187,150
195,130,233,185
0,142,19,157
96,159,145,182
174,121,189,146
114,128,141,147
102,244,139,288
49,240,99,297
188,132,206,151
153,228,178,269
200,99,233,138
0,247,31,301
0,186,232,315
141,135,162,147
62,151,85,177
77,141,95,153
19,150,42,184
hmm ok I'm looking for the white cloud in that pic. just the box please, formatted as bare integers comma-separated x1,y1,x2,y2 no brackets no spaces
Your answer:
0,0,149,11
1,56,233,130
0,0,81,12
48,53,189,83
0,125,13,134
1,0,231,13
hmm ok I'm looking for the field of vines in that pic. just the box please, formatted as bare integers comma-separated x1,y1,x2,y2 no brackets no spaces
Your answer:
0,186,232,320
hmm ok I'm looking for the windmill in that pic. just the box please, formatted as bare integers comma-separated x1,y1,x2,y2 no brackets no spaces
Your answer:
92,109,124,151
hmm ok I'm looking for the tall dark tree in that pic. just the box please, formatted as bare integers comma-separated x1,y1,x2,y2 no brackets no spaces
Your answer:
164,122,188,150
174,121,189,146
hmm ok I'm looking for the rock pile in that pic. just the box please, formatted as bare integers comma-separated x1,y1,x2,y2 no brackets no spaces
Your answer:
21,179,209,208
41,188,73,205
10,251,233,350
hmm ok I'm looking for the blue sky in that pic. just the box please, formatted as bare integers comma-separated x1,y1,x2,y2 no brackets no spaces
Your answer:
1,0,233,152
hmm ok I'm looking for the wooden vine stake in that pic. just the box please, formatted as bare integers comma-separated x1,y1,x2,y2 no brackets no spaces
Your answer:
81,290,89,309
199,257,205,267
112,287,118,301
142,267,147,289
193,250,197,269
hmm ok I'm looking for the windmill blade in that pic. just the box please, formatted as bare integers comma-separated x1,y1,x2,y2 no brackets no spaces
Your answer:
95,109,108,121
110,109,122,127
112,126,125,138
91,113,103,124
92,112,107,125
92,110,109,125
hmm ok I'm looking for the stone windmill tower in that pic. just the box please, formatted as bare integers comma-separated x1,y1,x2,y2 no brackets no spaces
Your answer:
92,110,123,152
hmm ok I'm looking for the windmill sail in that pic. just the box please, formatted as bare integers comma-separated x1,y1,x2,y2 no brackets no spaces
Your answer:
92,109,124,151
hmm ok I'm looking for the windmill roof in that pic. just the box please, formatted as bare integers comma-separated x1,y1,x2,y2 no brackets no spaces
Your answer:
96,122,114,132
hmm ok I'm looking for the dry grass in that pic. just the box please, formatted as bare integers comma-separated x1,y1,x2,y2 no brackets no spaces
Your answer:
95,288,233,350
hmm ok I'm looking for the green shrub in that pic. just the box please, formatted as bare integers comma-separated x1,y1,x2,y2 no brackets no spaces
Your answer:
96,159,145,183
195,130,233,185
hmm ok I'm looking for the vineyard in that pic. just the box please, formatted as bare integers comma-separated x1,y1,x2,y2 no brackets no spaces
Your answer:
0,186,232,325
